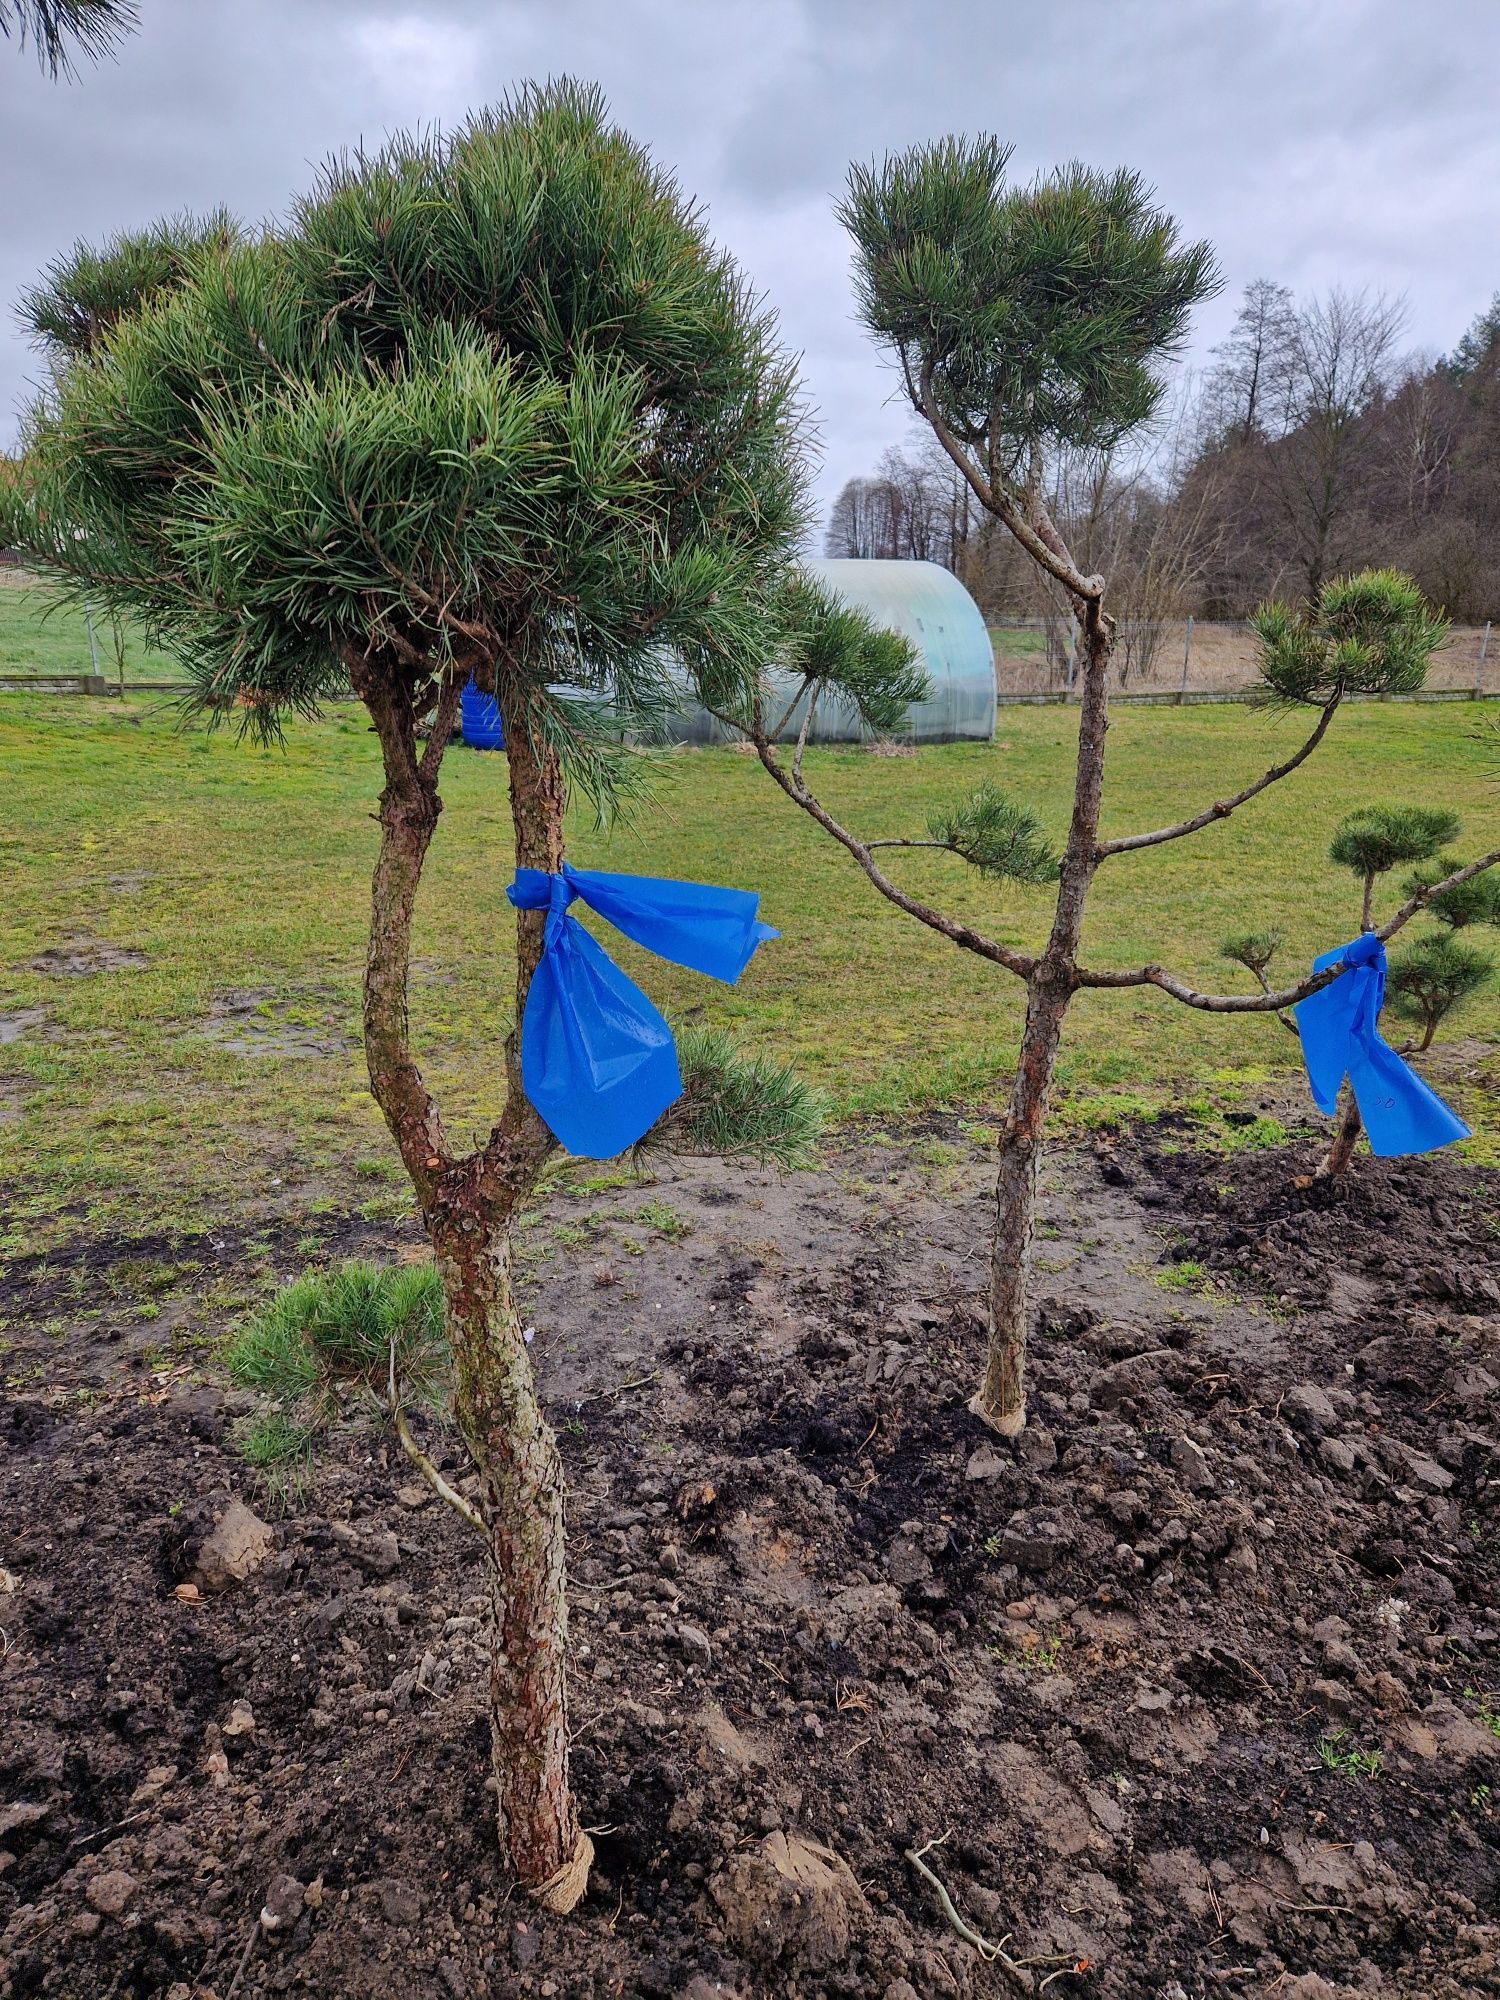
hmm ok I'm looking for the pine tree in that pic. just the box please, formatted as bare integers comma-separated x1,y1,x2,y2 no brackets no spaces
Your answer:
723,128,1496,1434
5,82,816,1905
1231,799,1498,1177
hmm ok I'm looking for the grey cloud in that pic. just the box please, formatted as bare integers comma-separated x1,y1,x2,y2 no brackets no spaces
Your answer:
3,0,1497,527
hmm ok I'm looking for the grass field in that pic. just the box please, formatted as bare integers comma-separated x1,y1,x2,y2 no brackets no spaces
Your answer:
0,568,169,685
0,688,1496,1251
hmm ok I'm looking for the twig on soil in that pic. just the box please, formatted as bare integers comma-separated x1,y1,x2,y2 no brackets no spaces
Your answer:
66,1809,152,1854
387,1341,485,1536
903,1835,1033,1990
574,1369,662,1406
224,1917,259,2000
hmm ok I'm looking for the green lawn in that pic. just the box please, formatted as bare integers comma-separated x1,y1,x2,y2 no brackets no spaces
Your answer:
0,570,174,684
0,688,1495,1250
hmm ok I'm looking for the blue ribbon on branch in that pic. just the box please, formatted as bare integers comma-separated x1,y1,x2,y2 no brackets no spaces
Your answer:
505,864,777,1159
1294,933,1468,1156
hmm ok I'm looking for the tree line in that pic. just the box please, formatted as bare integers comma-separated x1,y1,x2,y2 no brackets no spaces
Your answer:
828,281,1500,639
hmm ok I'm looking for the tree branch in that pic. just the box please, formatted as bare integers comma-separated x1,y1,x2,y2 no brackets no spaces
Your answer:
1377,848,1500,943
419,669,464,784
388,1342,486,1536
349,648,454,1206
914,356,1103,605
1076,845,1500,1016
732,726,1034,981
1097,699,1340,858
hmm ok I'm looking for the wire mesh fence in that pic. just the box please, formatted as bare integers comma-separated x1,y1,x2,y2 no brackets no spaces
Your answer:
990,617,1495,703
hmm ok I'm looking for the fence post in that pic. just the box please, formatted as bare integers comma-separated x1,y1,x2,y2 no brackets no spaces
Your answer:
1478,620,1492,699
1064,623,1076,701
82,599,108,697
1177,615,1193,704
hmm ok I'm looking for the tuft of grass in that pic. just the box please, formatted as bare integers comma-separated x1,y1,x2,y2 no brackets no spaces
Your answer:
225,1259,447,1463
1464,1687,1500,1742
1155,1259,1211,1294
1316,1728,1383,1780
988,1632,1064,1673
635,1199,691,1241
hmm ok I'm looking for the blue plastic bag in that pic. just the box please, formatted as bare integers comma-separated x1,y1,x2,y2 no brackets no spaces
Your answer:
1294,933,1468,1157
506,864,777,1158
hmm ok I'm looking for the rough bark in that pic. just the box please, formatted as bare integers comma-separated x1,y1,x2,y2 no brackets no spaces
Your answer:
974,599,1112,1435
354,654,586,1906
1318,1088,1364,1180
433,1180,585,1906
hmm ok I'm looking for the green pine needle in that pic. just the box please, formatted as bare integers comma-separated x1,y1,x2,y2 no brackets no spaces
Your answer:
638,1026,823,1169
927,783,1059,884
1220,930,1281,976
1253,569,1448,706
1387,933,1494,1044
1330,806,1462,879
1400,856,1500,930
225,1259,448,1461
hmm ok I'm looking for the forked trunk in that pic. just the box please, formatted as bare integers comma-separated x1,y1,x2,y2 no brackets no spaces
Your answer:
435,1200,588,1908
357,659,587,1906
974,606,1112,1434
1317,1087,1363,1180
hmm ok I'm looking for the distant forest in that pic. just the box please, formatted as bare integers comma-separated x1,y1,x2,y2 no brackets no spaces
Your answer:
826,282,1500,634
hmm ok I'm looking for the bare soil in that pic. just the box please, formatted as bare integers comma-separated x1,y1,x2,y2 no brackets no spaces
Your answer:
2,1121,1498,2000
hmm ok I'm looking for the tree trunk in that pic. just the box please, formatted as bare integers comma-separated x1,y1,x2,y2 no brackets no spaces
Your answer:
355,659,587,1907
435,1191,587,1907
975,960,1073,1433
1317,1087,1363,1180
974,602,1112,1434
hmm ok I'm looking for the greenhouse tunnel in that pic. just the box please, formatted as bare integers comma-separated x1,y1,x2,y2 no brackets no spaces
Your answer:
663,557,997,745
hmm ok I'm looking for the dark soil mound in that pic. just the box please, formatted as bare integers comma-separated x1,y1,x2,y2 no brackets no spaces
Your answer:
2,1128,1497,1998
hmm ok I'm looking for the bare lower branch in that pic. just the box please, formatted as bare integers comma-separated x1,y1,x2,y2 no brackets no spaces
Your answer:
742,733,1034,981
1073,959,1346,1012
1081,852,1500,1015
1248,962,1299,1035
792,687,817,783
1098,700,1339,857
388,1342,485,1536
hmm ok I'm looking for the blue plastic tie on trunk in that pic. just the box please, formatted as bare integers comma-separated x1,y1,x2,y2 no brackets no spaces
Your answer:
505,864,777,1159
1294,932,1468,1156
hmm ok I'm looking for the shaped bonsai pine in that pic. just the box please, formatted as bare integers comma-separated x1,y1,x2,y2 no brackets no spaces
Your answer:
725,127,1496,1438
1225,799,1497,1177
6,84,826,1905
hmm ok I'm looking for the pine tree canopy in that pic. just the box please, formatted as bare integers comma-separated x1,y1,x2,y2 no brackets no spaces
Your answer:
1329,805,1462,879
8,82,807,784
837,137,1220,477
1401,856,1500,930
1387,933,1494,1040
1220,930,1281,976
1252,569,1449,705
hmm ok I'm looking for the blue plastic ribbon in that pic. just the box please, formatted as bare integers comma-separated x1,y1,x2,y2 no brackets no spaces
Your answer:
1294,933,1468,1156
505,863,777,1158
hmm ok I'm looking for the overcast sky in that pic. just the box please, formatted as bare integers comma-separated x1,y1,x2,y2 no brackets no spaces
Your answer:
3,0,1498,530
